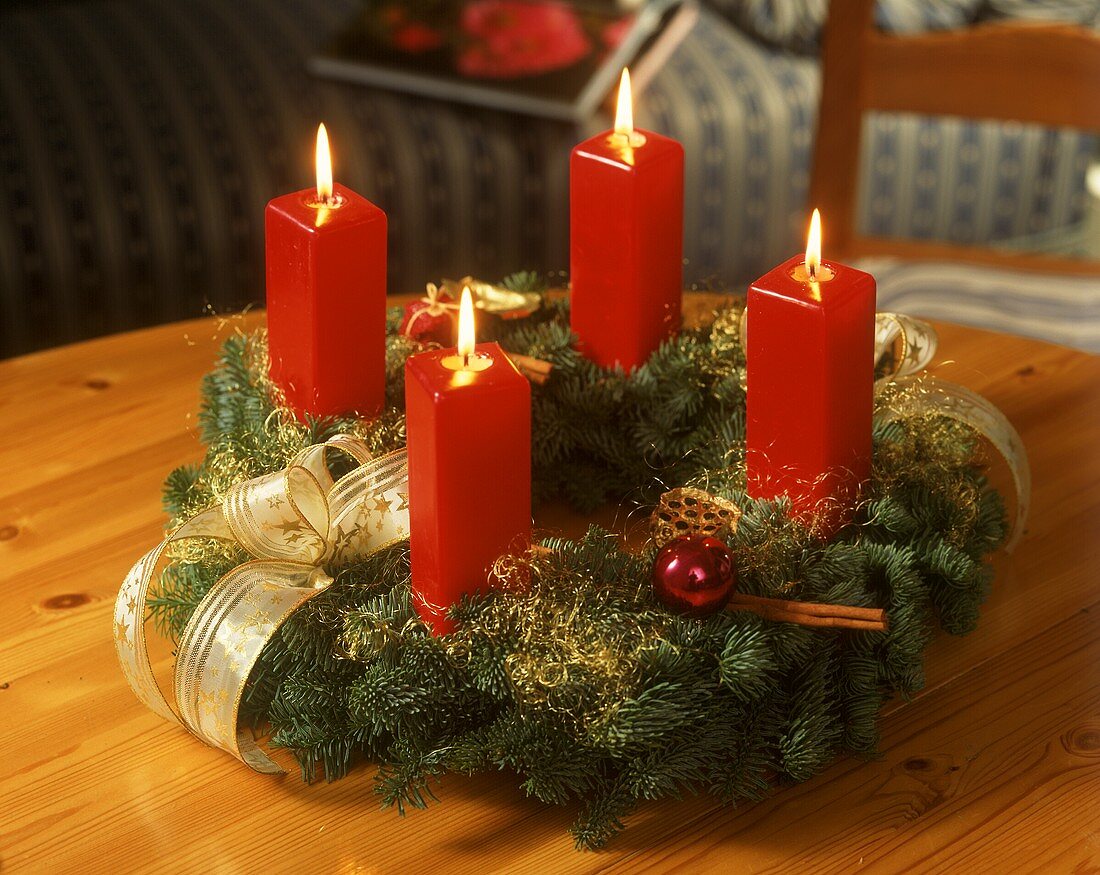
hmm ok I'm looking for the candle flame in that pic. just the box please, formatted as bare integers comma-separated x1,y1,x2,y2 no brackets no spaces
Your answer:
805,208,822,281
614,68,633,137
315,122,333,203
457,286,476,362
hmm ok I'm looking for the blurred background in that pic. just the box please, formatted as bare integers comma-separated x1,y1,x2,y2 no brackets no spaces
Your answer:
0,0,1097,358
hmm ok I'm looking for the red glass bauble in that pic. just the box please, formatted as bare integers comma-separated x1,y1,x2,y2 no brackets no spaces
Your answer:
652,536,736,617
400,295,457,346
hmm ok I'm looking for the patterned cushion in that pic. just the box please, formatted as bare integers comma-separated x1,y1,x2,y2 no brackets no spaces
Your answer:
982,0,1100,26
708,0,983,54
857,113,1096,246
709,0,1100,54
858,257,1100,352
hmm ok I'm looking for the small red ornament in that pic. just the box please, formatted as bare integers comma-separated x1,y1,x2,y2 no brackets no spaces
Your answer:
400,284,457,346
652,536,736,617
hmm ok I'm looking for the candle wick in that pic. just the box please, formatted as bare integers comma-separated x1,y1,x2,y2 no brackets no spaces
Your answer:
463,352,470,369
808,262,817,282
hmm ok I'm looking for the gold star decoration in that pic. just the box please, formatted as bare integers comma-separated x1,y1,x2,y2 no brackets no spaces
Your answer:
396,492,410,511
275,518,304,536
373,496,393,517
115,619,131,645
331,525,360,556
241,608,268,635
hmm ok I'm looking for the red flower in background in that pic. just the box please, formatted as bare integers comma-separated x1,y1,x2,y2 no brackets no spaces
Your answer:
393,22,445,53
457,1,591,79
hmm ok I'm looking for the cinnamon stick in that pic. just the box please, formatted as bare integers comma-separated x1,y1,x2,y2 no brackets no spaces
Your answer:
726,594,888,631
521,368,551,386
727,593,887,624
506,352,553,386
509,353,552,375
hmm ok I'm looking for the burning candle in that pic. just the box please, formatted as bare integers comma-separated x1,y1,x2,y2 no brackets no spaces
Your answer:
405,288,532,635
570,69,684,371
746,209,876,536
265,123,387,418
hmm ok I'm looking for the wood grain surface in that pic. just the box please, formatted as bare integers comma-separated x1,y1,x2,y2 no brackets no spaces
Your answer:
1,296,1098,873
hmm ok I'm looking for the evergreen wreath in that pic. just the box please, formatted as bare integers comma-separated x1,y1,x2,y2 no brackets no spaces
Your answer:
150,272,1006,849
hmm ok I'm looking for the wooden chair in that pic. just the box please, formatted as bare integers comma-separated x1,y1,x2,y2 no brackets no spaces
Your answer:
810,0,1100,275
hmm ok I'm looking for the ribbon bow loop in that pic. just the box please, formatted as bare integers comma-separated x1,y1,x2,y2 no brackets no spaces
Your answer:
874,312,939,380
115,437,410,773
871,313,1030,552
224,466,329,565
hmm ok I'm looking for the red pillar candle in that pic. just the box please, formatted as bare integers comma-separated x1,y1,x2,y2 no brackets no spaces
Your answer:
570,69,684,370
746,210,876,536
405,289,532,635
266,123,387,418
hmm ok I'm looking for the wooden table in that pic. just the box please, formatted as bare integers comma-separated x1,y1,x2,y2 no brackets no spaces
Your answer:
2,301,1098,873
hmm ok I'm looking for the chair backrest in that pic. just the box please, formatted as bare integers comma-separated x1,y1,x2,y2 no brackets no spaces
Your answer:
810,0,1100,275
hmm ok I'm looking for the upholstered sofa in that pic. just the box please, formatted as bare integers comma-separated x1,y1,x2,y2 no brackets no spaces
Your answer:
0,0,1095,356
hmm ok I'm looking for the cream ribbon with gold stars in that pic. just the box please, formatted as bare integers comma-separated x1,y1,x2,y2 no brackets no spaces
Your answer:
114,436,409,773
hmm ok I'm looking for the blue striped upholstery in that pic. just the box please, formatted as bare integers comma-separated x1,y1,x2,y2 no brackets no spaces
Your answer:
0,1,1095,356
857,114,1095,247
710,0,984,53
860,258,1100,353
710,0,1100,47
983,0,1100,25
